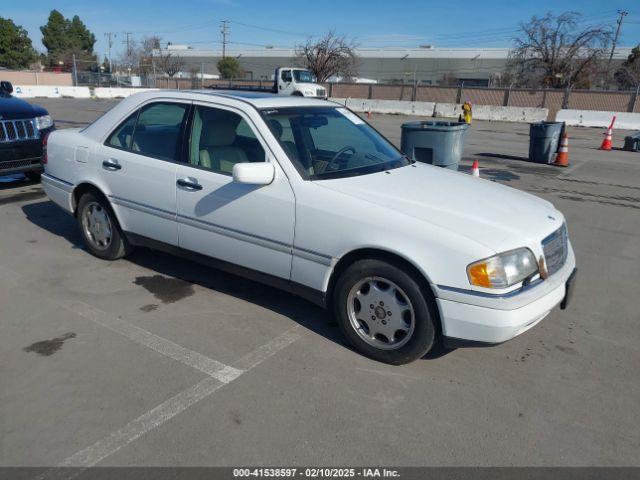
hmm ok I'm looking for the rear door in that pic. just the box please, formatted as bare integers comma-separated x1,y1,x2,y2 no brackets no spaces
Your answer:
96,100,190,245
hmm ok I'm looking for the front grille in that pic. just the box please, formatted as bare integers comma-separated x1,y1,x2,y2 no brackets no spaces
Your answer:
0,119,39,143
542,223,568,276
316,88,326,97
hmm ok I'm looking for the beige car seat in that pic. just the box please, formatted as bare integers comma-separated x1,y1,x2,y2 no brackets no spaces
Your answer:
198,120,248,174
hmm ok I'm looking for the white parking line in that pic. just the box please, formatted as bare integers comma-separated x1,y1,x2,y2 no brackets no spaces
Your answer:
0,264,240,382
37,326,302,479
68,300,243,383
0,264,303,474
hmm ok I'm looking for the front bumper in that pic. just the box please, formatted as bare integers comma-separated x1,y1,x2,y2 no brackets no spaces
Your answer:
0,126,54,176
435,245,576,345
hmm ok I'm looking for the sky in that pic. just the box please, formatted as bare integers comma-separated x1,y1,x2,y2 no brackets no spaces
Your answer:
3,0,640,60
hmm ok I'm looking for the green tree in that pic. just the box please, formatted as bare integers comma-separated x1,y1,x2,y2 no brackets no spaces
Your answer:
217,57,243,79
615,46,640,89
40,10,96,67
68,15,95,53
0,17,36,69
40,10,69,65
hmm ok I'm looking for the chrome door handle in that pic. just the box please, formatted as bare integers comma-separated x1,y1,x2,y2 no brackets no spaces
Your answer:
176,178,202,191
102,159,122,170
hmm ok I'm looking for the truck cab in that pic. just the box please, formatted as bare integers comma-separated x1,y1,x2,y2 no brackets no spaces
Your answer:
274,68,327,99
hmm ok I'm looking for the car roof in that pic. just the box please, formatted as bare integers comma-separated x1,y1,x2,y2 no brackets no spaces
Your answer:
80,89,340,142
185,89,332,108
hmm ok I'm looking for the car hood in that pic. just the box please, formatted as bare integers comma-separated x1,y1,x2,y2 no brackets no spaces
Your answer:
0,95,48,120
315,162,563,252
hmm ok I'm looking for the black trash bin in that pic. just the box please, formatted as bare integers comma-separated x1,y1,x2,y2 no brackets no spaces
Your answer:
400,121,469,170
529,121,564,164
623,131,640,152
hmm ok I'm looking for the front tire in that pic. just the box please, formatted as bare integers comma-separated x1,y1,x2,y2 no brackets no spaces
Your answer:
333,259,437,365
77,192,131,260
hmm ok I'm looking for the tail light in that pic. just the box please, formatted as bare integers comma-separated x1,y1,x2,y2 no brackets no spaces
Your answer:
42,132,50,164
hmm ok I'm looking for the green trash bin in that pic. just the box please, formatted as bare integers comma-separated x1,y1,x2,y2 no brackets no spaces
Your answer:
400,121,469,170
529,122,563,164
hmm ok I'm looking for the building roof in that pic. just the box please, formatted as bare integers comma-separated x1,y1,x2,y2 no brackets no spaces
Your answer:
154,46,635,60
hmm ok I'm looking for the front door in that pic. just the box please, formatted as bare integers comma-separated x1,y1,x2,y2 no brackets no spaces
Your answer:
176,103,295,280
97,100,190,245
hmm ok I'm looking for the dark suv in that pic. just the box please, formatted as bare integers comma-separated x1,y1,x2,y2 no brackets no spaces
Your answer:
0,81,55,181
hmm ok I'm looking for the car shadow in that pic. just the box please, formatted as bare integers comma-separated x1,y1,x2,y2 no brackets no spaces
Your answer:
22,199,455,363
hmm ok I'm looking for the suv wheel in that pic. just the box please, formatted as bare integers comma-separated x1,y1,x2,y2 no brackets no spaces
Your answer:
77,192,131,260
333,259,437,365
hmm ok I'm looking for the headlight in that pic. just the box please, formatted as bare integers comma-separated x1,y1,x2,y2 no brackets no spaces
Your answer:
35,115,54,130
304,90,314,96
467,248,538,289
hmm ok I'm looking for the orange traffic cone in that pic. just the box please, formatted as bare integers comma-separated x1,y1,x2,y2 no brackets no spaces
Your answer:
471,160,480,177
554,132,570,167
599,116,616,150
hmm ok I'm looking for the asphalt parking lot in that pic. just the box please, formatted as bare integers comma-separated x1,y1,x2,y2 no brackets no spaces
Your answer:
1,98,639,467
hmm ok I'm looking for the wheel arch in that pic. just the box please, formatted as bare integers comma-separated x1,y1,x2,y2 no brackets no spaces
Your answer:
71,182,110,216
326,248,442,335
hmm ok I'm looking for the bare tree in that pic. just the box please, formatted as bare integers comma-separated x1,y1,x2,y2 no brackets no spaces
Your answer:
294,31,357,82
615,46,640,89
507,12,612,89
156,51,184,78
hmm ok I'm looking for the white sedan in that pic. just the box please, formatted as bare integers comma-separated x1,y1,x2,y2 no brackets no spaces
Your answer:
41,90,576,364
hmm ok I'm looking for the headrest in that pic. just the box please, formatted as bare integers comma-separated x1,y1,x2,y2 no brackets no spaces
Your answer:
200,110,240,147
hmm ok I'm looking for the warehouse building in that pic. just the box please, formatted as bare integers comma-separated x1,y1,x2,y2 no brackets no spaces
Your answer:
155,45,632,87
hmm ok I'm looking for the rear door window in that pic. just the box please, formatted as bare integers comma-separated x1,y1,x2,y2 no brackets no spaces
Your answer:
106,112,138,150
131,102,189,161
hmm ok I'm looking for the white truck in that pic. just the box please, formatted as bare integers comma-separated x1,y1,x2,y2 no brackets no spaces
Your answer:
210,67,327,99
273,67,327,98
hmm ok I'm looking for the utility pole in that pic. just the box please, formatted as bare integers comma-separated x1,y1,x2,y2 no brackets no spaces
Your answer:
104,32,115,72
123,32,133,69
220,20,229,58
607,10,628,82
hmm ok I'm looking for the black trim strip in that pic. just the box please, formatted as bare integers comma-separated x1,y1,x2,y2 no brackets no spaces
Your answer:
437,279,544,300
124,232,327,307
109,195,175,221
43,172,73,187
109,194,333,266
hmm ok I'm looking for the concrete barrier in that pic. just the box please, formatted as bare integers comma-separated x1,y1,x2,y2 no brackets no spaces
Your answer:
331,97,546,123
436,103,548,123
332,98,436,116
13,85,63,98
13,85,91,99
58,86,91,98
93,87,157,99
556,109,640,130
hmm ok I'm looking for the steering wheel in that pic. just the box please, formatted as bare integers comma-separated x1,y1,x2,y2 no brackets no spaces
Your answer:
327,146,356,170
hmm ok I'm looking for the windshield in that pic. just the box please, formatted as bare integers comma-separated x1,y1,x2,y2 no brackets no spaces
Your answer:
293,70,315,83
262,107,411,180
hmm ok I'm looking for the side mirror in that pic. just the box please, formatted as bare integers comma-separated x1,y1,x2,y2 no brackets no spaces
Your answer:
0,81,13,94
232,162,275,185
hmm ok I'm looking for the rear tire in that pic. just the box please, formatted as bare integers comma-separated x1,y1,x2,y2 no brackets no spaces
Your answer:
77,192,132,260
333,259,437,365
